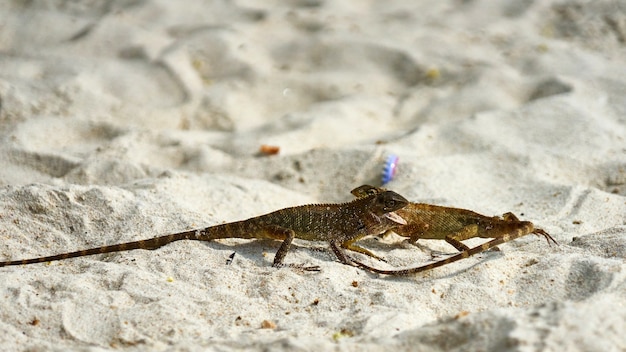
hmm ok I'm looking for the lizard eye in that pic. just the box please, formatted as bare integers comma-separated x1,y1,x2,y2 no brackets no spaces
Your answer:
375,191,408,212
384,199,396,210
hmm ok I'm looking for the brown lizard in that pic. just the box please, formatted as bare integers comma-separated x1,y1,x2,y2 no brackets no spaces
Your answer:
348,185,557,276
0,186,409,269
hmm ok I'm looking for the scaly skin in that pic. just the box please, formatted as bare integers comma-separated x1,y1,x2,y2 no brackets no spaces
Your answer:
349,185,557,276
0,187,409,269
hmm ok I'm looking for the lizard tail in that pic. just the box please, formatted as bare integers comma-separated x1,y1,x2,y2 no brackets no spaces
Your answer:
0,230,198,267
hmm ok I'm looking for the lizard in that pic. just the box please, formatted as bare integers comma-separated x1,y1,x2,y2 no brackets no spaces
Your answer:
0,186,409,270
348,185,557,276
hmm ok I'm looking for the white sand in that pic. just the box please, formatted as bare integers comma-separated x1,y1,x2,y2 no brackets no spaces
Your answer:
1,1,625,351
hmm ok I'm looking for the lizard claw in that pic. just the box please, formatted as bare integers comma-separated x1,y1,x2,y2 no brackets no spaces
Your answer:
533,228,558,246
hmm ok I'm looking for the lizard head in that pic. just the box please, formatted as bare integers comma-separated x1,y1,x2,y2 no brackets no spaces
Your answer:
370,189,409,214
352,185,409,224
361,189,409,229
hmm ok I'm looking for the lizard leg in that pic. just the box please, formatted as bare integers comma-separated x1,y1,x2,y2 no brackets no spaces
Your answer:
329,239,385,264
330,240,351,265
502,213,557,245
444,225,478,252
330,239,384,265
265,226,296,267
394,222,429,245
341,240,387,262
502,212,520,222
263,225,319,271
533,228,558,245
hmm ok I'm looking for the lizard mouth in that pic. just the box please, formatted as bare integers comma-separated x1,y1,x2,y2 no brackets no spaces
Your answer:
385,211,407,225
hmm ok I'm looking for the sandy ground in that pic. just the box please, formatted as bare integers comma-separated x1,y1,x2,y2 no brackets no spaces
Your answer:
0,1,625,351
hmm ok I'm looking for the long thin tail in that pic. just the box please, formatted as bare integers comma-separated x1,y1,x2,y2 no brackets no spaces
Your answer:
353,228,556,276
0,229,200,267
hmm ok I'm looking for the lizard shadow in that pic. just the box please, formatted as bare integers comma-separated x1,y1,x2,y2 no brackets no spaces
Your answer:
200,239,328,267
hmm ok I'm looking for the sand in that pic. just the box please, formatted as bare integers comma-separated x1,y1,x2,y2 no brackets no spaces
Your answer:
0,1,625,351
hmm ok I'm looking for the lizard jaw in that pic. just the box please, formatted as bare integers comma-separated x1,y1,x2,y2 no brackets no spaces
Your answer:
385,211,407,225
